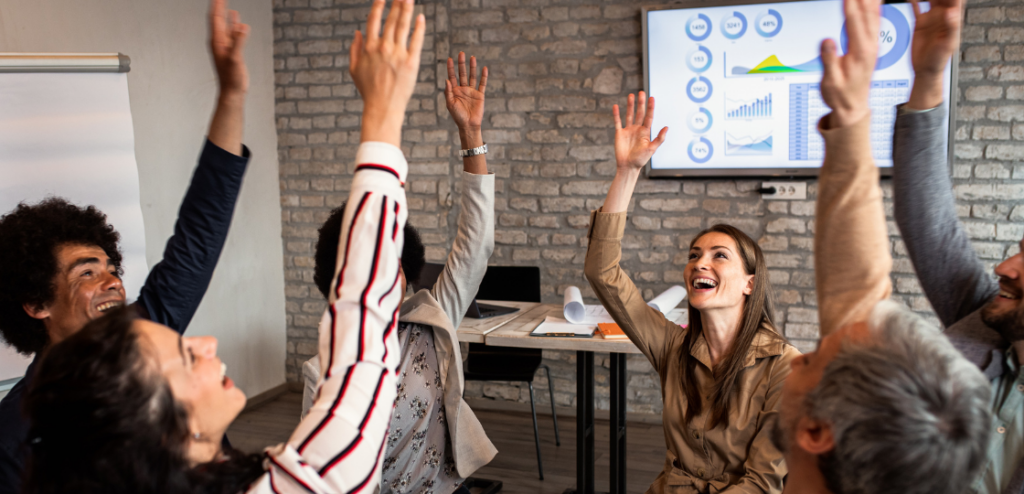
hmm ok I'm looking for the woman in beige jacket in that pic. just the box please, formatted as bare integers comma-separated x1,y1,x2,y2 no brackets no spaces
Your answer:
583,93,799,494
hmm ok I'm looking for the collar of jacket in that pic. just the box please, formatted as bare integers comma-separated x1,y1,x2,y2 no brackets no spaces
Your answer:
688,326,787,370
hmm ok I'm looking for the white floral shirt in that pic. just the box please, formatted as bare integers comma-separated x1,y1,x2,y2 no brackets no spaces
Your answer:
380,322,463,494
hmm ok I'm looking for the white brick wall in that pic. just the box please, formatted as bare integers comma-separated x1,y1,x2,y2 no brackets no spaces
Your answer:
274,0,1024,417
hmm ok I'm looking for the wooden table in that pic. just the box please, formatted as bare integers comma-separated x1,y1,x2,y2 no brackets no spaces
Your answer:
458,302,684,494
455,300,541,343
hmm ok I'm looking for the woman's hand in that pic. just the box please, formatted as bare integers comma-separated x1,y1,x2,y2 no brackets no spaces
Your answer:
614,91,668,173
445,52,487,134
602,92,668,213
350,0,426,147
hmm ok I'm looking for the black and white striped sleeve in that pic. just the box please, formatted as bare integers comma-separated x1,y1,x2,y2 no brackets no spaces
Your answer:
248,141,407,494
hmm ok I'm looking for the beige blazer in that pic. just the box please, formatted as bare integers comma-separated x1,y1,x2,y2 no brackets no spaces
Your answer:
584,210,799,494
303,170,497,478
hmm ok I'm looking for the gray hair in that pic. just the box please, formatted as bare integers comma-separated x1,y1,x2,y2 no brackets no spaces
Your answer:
808,301,992,494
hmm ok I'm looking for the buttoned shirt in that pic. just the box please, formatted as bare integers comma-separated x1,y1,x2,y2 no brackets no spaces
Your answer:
583,210,799,494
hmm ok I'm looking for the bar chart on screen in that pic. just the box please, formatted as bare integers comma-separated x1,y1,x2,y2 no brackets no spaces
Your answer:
726,93,773,120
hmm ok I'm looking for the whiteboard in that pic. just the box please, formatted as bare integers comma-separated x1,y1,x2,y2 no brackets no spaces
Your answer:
0,72,147,380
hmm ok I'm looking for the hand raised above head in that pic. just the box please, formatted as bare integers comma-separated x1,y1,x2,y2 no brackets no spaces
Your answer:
906,0,960,109
350,0,426,147
209,0,250,96
445,52,488,132
613,91,668,173
818,0,881,129
910,0,961,78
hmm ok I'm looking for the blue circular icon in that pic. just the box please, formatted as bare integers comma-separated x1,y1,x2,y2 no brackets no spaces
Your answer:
687,108,714,133
755,9,783,37
686,46,713,73
686,76,713,103
687,137,714,163
840,5,910,71
686,14,712,41
720,11,748,40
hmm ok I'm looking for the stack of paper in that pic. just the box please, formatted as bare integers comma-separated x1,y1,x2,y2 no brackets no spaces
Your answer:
531,285,689,338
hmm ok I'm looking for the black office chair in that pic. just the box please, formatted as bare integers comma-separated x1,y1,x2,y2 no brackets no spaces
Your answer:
466,265,561,481
414,264,560,481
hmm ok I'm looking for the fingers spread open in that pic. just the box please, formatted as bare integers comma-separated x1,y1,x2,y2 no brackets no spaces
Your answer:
625,94,635,127
458,51,468,86
652,126,669,146
447,57,458,87
366,0,385,42
643,97,656,129
382,0,403,46
350,30,363,72
232,20,250,57
635,91,647,126
469,56,478,89
408,13,426,63
210,0,227,49
820,38,839,78
444,79,454,106
910,0,922,19
479,66,489,94
396,0,414,48
613,105,623,130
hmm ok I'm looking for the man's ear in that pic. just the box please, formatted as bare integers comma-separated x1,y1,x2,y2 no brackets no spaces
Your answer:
23,302,50,321
795,415,835,455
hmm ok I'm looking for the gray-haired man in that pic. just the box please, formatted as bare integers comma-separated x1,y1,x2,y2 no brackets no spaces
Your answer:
893,0,1024,491
770,0,993,493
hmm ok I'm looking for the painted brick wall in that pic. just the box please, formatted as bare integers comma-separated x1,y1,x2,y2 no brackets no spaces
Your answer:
273,0,1024,417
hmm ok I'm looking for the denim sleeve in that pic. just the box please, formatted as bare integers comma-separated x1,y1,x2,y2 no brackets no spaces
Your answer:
134,139,249,334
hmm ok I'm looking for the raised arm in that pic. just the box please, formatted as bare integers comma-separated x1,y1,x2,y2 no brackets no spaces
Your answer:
893,0,995,326
814,0,892,336
251,1,423,492
429,52,495,330
584,93,676,368
134,0,250,334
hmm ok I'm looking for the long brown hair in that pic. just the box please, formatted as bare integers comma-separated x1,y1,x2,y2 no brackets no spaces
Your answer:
680,224,783,428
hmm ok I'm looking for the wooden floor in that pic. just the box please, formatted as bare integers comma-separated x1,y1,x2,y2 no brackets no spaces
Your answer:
227,392,665,494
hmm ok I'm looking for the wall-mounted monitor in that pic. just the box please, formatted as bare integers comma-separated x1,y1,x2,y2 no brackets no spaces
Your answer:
642,0,956,177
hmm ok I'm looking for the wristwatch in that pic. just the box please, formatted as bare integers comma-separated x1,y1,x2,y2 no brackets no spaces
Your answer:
458,143,488,157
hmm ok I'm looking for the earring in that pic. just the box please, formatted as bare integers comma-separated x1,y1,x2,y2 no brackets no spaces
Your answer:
192,432,201,440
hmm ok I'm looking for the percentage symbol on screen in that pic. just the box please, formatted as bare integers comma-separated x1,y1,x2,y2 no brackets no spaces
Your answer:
763,20,775,27
879,30,893,43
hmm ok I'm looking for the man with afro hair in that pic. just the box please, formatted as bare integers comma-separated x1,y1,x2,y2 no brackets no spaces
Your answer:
0,1,253,491
300,52,498,494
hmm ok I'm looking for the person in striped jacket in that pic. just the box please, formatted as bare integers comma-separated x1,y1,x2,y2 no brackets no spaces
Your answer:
19,0,422,492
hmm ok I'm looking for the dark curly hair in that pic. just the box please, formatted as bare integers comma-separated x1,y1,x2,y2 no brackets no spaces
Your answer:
313,203,425,300
0,198,124,354
25,305,265,494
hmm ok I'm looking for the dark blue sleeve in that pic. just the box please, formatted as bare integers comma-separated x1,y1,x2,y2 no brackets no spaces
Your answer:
134,140,249,334
0,361,35,494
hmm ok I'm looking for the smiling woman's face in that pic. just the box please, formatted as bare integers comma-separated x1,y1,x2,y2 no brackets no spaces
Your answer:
135,320,246,454
684,231,755,312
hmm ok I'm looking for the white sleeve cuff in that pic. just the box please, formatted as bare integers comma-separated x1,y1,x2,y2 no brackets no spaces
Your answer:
356,141,409,183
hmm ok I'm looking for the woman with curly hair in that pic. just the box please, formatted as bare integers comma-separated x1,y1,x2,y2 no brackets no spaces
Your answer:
22,0,424,492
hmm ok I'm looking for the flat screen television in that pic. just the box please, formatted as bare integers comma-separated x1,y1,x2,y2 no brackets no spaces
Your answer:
642,0,956,177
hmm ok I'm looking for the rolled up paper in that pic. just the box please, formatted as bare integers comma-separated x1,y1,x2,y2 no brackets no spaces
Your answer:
648,285,687,315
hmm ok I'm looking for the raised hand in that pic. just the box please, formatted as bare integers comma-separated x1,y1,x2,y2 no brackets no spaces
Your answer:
614,92,668,172
907,0,960,109
819,0,881,128
445,52,488,131
350,0,426,147
209,0,250,96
